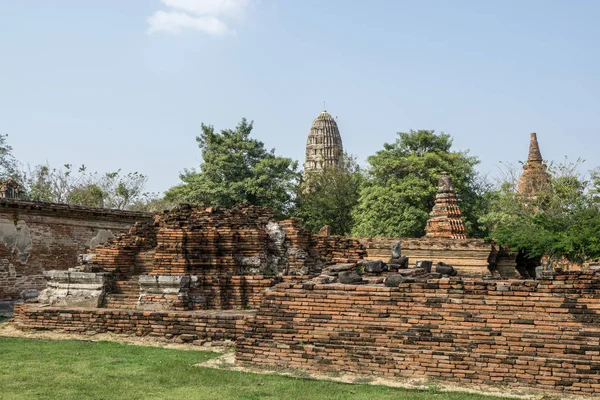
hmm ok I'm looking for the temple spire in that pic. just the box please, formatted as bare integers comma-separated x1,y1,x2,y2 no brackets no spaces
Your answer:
303,110,344,174
527,132,543,163
517,132,551,197
424,172,468,239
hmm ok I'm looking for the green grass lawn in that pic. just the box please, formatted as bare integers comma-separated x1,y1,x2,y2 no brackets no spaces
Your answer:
0,337,513,400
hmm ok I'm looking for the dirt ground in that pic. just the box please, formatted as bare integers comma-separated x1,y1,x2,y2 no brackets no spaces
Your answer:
0,320,592,400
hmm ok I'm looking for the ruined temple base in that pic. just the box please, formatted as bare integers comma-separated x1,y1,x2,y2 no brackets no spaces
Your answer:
358,238,510,277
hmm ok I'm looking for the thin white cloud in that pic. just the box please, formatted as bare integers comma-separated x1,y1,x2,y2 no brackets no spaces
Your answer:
161,0,249,17
147,0,250,36
147,11,231,35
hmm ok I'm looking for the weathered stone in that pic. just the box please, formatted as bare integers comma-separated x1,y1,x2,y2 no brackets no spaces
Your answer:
315,275,336,284
535,266,555,279
384,274,415,287
391,242,401,259
436,262,457,276
323,263,355,276
137,275,192,311
415,260,433,273
20,289,38,300
359,260,387,274
389,256,408,270
37,271,110,308
338,271,363,284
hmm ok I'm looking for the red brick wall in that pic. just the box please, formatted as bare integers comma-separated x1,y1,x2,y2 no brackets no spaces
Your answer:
237,271,600,395
188,275,310,310
0,200,151,301
13,303,253,344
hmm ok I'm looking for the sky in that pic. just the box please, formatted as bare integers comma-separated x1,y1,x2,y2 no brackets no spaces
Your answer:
1,0,599,193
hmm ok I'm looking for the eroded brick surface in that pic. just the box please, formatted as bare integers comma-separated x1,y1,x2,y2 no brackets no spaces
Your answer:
237,271,600,395
13,303,253,344
0,200,150,301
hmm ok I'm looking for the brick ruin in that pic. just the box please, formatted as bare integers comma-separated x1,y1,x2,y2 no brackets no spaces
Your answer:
0,199,150,312
236,270,600,395
9,131,600,396
517,132,551,197
10,197,600,396
425,172,468,239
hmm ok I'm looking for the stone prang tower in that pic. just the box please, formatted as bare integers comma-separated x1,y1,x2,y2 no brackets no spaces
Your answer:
304,110,344,174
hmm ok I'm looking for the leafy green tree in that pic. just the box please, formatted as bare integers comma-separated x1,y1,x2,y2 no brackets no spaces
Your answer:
295,154,363,235
164,119,299,218
481,160,600,265
20,164,150,210
352,130,482,237
66,184,105,208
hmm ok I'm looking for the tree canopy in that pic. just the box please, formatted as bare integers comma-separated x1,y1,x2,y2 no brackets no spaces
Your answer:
295,154,363,235
164,119,299,218
19,164,150,210
481,160,600,265
352,130,482,238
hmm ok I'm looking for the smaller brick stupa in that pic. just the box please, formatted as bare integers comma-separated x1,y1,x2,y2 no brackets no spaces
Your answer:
424,172,468,239
517,132,551,197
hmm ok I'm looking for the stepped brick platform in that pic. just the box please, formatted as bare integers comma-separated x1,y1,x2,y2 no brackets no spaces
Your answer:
358,237,506,277
13,304,254,344
237,270,600,396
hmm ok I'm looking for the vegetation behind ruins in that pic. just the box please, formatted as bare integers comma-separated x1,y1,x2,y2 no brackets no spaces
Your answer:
4,121,600,265
351,130,483,238
163,118,300,219
482,160,600,264
295,153,363,235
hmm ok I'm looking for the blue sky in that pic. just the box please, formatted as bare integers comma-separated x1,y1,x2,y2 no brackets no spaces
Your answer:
1,0,599,193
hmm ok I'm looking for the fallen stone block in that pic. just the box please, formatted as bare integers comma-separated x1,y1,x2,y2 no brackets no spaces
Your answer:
384,274,416,287
415,260,433,273
358,260,388,274
436,262,458,277
339,271,363,284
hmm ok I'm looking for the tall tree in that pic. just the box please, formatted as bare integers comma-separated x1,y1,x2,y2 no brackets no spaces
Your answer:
352,130,482,238
295,154,363,235
164,119,299,218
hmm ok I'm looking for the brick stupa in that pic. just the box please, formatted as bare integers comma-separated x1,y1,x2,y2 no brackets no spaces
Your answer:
517,132,551,197
425,172,468,239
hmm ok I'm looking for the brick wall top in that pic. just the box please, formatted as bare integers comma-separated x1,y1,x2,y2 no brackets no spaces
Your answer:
278,269,599,293
0,199,153,222
358,237,489,249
